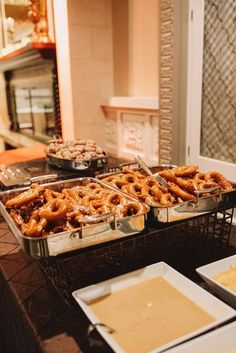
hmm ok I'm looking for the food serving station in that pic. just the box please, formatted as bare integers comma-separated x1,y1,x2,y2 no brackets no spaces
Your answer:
0,138,236,353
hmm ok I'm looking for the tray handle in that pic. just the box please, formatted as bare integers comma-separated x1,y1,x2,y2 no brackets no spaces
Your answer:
118,161,138,169
24,174,58,185
79,212,117,225
187,185,222,209
70,212,117,240
194,185,221,198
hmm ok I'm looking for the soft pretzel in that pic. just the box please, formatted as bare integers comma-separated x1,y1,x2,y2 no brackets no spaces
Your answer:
205,171,232,191
122,202,147,217
176,178,196,193
6,179,149,237
167,182,196,201
160,193,175,207
104,192,127,206
85,182,102,190
40,199,68,221
173,165,198,177
5,185,43,208
121,183,148,200
25,210,47,237
193,172,206,182
102,175,118,184
89,200,112,215
110,178,129,189
121,173,138,183
159,170,177,183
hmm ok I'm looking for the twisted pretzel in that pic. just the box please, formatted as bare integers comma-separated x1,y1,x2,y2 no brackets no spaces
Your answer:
40,199,68,221
205,171,232,191
25,211,47,237
173,165,198,177
5,185,43,208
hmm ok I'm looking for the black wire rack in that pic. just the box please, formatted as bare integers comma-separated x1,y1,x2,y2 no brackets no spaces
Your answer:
38,208,235,307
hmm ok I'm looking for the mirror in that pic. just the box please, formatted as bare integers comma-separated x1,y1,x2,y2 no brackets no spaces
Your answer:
1,0,32,47
0,0,51,54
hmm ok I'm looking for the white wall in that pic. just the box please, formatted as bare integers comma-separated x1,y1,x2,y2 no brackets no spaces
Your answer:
128,0,159,97
53,0,75,139
54,0,114,146
54,0,160,151
112,0,160,98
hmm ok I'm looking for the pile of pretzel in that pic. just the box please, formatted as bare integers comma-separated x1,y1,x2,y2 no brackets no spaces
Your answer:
5,182,148,238
45,138,107,160
102,165,233,207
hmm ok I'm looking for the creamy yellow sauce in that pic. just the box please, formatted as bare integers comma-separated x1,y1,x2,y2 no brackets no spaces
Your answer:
89,277,214,353
213,265,236,293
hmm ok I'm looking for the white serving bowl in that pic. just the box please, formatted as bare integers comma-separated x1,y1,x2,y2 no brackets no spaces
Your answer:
196,254,236,308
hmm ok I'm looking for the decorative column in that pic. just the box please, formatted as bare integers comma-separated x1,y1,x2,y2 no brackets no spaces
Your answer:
159,0,174,163
52,62,62,136
4,71,18,131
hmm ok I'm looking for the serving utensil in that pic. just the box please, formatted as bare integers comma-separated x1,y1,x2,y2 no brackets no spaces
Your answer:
135,155,168,187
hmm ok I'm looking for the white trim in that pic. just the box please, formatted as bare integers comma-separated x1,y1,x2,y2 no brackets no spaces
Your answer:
53,0,75,139
186,0,205,164
109,97,159,110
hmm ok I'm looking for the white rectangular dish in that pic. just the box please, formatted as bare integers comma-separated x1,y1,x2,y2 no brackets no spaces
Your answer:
165,320,236,353
196,254,236,308
72,262,235,353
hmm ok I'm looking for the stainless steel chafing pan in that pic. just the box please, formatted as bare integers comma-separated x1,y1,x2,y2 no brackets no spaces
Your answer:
46,153,108,171
151,187,236,223
0,178,149,258
98,165,236,223
45,136,108,171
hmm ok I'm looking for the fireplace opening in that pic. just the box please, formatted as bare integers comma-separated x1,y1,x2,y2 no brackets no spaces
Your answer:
3,47,61,143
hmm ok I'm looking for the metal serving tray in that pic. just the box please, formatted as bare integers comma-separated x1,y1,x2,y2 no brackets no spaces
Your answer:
0,178,149,258
150,189,236,223
99,164,176,178
46,153,108,171
98,165,236,223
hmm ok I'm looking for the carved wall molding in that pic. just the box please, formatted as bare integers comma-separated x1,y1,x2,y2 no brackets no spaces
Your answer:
102,106,159,164
122,114,145,153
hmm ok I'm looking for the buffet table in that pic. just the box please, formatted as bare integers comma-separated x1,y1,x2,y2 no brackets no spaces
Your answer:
0,213,236,353
0,155,236,353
